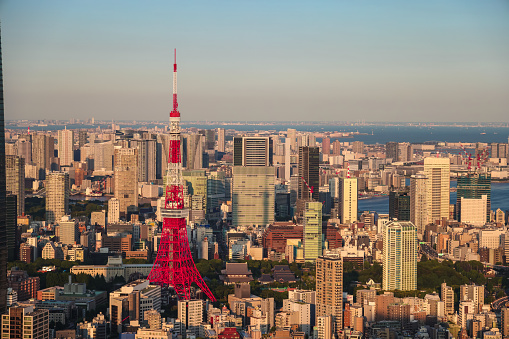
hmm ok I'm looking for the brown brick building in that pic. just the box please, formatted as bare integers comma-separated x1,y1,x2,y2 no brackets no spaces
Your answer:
7,269,40,301
262,223,303,253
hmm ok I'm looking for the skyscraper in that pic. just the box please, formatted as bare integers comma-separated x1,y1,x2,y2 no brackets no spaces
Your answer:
298,146,319,201
233,136,273,166
217,128,225,152
58,127,74,167
232,166,275,227
131,139,157,182
322,137,330,155
389,191,410,222
45,172,70,223
386,142,398,162
424,157,450,224
456,173,491,223
287,128,297,152
114,147,138,215
339,177,358,224
410,173,427,235
184,133,204,170
5,155,25,216
316,254,343,336
382,221,417,291
0,26,7,314
32,134,55,178
304,201,322,262
6,195,17,262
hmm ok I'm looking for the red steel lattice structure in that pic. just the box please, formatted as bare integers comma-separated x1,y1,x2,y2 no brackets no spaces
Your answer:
148,50,216,301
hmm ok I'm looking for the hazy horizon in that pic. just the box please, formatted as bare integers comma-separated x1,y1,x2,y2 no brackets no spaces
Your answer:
1,1,509,122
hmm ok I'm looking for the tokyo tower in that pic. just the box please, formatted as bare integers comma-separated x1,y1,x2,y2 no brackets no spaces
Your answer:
148,50,216,301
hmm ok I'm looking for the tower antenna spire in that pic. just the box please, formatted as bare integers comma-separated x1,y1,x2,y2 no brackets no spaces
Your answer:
148,49,215,302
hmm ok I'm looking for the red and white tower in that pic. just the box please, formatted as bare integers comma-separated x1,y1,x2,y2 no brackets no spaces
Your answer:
148,50,216,301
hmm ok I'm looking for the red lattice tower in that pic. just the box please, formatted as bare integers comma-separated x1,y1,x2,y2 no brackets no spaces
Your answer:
148,49,216,301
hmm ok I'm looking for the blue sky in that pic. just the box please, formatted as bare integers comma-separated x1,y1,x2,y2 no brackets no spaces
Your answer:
1,1,509,122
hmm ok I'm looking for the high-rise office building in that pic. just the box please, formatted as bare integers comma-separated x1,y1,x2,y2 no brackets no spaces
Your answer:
45,172,70,223
60,219,79,246
6,195,17,262
389,191,410,221
332,140,341,155
131,139,157,182
339,177,358,224
78,130,88,148
32,134,55,177
298,146,319,201
114,148,138,214
217,128,225,152
287,129,297,152
5,155,25,216
382,221,417,291
58,127,74,167
316,254,343,336
386,142,398,162
322,137,330,155
108,198,120,223
184,133,204,170
15,136,31,163
352,141,364,154
410,173,427,235
233,136,273,166
456,173,491,223
232,166,275,227
201,129,215,150
424,157,450,224
304,201,322,262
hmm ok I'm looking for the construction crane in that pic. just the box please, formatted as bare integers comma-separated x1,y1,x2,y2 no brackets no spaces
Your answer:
301,176,314,198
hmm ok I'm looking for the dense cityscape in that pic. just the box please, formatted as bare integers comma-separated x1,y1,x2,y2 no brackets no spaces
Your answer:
2,2,509,339
3,94,509,338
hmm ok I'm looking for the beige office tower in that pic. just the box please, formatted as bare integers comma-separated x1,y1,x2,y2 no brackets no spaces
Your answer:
316,254,343,336
232,166,275,227
45,172,69,223
108,198,120,223
460,284,484,313
60,220,79,246
114,148,138,215
217,128,225,152
304,201,323,262
287,128,297,152
441,282,454,315
58,128,74,167
410,173,428,235
5,155,25,215
340,177,358,224
424,157,450,224
382,221,417,291
178,300,204,337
